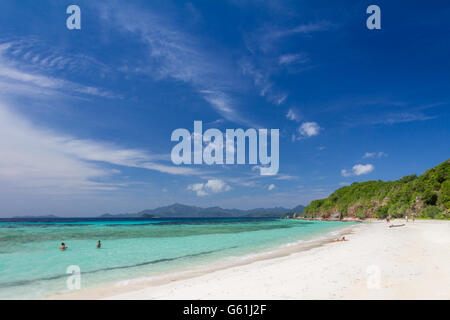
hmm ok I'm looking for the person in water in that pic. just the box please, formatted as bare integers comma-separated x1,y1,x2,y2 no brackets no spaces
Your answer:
60,242,68,251
97,240,101,248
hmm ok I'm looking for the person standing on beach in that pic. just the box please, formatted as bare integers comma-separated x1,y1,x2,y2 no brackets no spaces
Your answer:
405,215,409,222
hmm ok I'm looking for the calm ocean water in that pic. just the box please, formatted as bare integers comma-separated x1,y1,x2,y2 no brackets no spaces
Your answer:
0,217,350,299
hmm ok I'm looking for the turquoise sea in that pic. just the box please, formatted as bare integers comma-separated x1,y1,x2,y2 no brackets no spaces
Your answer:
0,217,351,299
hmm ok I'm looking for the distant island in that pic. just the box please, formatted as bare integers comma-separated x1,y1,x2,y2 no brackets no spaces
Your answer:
12,160,449,221
100,203,306,219
12,214,61,219
302,159,450,220
11,205,306,219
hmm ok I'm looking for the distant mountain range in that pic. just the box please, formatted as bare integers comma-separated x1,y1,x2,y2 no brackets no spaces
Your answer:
10,204,305,219
11,214,60,219
100,203,306,219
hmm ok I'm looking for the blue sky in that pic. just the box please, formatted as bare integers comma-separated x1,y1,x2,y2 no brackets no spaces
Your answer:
0,0,449,217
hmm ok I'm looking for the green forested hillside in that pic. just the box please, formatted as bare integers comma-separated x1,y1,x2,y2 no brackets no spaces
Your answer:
302,159,450,220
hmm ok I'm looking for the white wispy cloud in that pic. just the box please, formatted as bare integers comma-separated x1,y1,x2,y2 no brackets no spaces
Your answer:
0,103,200,193
347,110,437,127
98,3,256,126
253,21,332,52
373,112,435,125
239,21,331,108
188,179,231,196
202,91,244,124
269,21,332,38
274,174,298,181
0,65,118,99
341,164,374,177
296,122,321,140
238,58,288,106
286,108,301,122
279,53,309,66
1,40,109,74
363,151,387,159
0,41,119,99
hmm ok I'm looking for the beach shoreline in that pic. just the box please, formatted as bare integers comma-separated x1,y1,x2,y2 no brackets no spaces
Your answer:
49,219,450,300
48,221,358,300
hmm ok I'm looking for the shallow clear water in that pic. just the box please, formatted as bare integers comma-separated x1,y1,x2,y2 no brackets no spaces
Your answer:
0,217,350,299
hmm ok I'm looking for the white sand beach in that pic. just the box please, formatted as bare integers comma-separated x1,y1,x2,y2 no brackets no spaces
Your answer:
55,220,450,300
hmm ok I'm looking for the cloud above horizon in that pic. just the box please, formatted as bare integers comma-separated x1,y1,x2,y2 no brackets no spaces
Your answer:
252,21,333,53
341,164,375,177
279,53,309,66
296,122,321,140
363,152,387,159
0,103,200,194
97,2,258,127
188,179,231,196
0,41,119,99
286,108,301,122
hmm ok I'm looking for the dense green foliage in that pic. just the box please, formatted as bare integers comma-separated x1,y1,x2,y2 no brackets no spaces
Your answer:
302,160,450,220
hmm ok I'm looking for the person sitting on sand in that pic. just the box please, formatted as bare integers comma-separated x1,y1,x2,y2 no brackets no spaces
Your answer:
97,240,101,249
331,236,347,242
60,242,68,251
